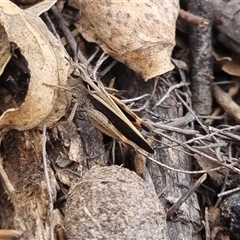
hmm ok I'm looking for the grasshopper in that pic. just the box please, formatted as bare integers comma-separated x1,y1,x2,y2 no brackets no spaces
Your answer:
68,63,154,154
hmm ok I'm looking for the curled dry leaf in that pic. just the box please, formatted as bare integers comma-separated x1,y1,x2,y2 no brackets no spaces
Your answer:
213,51,240,77
69,0,179,80
0,1,71,131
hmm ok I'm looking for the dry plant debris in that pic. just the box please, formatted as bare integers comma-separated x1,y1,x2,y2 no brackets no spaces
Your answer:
1,0,240,240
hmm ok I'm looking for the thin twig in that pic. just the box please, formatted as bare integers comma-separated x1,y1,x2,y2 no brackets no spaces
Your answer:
139,151,224,174
175,90,210,134
153,82,190,109
178,9,209,27
204,207,211,240
167,173,207,219
150,121,198,135
100,60,118,77
166,112,196,127
42,12,60,40
91,52,109,80
152,130,240,174
215,170,229,207
131,99,151,112
121,94,151,103
111,139,116,165
194,143,227,149
187,125,240,145
218,186,240,198
0,156,16,206
42,125,54,240
51,5,77,59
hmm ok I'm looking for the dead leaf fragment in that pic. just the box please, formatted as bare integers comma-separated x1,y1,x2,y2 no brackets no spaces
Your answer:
0,1,71,131
70,0,179,80
213,51,240,77
26,0,57,16
0,24,11,76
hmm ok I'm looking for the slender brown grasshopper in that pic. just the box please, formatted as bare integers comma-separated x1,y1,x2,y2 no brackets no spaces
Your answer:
68,63,154,154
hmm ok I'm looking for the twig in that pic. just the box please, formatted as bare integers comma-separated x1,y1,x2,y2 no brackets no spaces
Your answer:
42,12,60,40
153,82,190,109
213,84,240,123
218,186,240,198
166,173,207,219
42,125,54,240
154,124,198,135
206,79,240,125
100,59,118,77
121,94,151,103
175,90,210,134
204,208,211,240
0,156,16,205
67,100,78,122
139,151,224,174
51,5,77,59
194,143,227,149
153,130,240,174
111,139,116,165
166,112,196,127
210,126,240,142
178,9,209,27
131,99,151,112
86,47,100,67
91,52,109,80
215,170,229,207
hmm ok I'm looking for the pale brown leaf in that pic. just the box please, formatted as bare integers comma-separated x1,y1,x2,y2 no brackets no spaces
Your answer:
0,1,71,131
69,0,179,80
0,24,11,76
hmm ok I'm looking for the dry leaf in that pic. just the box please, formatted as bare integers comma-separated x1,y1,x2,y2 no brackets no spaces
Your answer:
69,0,179,80
213,51,240,77
0,24,11,76
26,0,57,16
0,1,71,131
